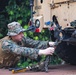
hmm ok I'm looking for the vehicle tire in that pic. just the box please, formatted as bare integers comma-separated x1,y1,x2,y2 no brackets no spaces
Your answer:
55,41,76,65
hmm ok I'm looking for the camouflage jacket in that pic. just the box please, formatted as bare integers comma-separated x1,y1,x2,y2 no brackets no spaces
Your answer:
2,36,49,59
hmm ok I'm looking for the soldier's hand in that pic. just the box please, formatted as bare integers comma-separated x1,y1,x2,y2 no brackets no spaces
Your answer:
49,42,55,47
39,47,54,55
49,41,59,47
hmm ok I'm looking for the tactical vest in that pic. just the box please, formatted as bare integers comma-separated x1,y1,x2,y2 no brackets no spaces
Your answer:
0,36,20,68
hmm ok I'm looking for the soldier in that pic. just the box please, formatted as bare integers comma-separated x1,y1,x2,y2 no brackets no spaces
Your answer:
0,21,55,68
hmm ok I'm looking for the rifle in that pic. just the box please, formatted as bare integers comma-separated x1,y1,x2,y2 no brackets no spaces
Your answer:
52,15,62,43
43,15,63,73
9,56,51,73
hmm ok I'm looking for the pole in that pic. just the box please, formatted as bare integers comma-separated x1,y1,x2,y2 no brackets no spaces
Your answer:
30,0,34,25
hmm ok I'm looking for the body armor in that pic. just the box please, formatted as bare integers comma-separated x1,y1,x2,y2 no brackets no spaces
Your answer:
0,36,20,68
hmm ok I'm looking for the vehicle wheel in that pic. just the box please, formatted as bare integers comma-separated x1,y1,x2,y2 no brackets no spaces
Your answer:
55,41,76,65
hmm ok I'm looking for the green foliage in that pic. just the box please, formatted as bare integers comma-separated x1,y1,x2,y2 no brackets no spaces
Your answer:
0,0,30,38
51,55,63,65
0,33,3,38
5,0,30,24
0,12,8,39
24,28,51,41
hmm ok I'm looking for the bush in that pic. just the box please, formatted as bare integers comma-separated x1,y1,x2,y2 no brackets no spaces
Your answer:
0,0,30,38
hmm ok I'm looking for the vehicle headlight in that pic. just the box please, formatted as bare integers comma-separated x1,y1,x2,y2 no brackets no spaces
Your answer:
35,19,40,28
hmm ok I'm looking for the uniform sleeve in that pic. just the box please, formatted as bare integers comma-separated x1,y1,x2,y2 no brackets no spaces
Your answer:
2,40,39,59
22,37,49,49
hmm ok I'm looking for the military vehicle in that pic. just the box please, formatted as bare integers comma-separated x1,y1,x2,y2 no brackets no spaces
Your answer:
29,0,76,65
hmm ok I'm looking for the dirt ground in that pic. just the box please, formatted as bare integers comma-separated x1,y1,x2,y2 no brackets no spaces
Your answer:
0,64,76,75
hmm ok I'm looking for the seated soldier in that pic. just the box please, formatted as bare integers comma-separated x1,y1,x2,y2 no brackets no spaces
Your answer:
0,21,56,68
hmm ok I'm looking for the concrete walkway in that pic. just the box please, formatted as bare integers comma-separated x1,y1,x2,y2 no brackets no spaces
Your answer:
0,64,76,75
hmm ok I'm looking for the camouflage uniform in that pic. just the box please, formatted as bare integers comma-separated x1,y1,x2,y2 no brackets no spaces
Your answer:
0,22,49,68
2,36,49,59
